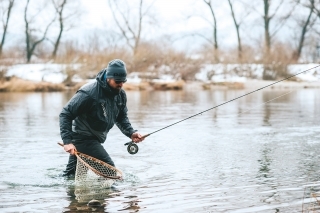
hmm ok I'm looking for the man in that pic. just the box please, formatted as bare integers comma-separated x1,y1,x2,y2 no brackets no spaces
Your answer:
59,59,144,176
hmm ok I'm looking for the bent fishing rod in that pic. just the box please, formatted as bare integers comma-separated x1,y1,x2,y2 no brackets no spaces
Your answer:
124,64,320,154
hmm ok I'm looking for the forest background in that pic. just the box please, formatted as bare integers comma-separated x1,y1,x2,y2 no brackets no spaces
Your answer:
0,0,320,91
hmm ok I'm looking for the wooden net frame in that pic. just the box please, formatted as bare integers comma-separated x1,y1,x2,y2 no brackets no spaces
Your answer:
74,151,123,188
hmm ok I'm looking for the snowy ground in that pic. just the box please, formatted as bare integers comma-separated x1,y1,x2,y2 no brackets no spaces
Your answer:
1,63,82,84
1,63,320,84
195,63,320,82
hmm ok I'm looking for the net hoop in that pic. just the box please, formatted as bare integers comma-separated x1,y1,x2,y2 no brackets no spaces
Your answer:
75,151,122,180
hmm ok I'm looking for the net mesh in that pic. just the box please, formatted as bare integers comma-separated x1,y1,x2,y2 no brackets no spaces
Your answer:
75,152,122,188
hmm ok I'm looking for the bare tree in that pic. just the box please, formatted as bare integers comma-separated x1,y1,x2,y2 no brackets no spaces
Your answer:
292,0,317,61
311,0,320,37
0,0,14,57
262,0,271,57
108,0,155,57
51,0,81,59
227,0,242,60
261,0,296,59
313,0,320,17
242,0,298,79
227,0,251,61
313,1,320,59
24,0,55,62
51,0,66,59
203,0,219,62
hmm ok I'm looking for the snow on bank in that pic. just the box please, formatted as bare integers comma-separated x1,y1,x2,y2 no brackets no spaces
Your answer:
2,63,320,84
3,63,81,83
196,64,263,82
196,63,320,82
288,63,320,82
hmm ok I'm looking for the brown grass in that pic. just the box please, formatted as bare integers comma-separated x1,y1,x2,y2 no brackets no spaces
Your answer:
202,82,245,90
123,82,151,90
71,81,152,91
0,78,186,92
0,77,65,92
71,81,88,91
151,80,185,90
73,81,182,91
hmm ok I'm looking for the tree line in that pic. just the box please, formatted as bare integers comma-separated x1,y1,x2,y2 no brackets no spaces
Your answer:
0,0,319,80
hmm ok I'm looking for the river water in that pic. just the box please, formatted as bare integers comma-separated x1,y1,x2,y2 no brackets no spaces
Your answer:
1,88,320,213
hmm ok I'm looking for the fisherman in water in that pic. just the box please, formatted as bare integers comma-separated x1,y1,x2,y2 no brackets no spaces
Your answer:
59,59,144,176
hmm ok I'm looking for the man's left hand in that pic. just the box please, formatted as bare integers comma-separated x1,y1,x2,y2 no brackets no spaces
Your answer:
131,132,145,143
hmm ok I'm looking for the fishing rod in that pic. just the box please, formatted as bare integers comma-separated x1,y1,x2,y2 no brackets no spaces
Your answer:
124,64,320,154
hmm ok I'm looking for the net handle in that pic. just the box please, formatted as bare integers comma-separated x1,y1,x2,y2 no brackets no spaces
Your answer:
58,142,122,180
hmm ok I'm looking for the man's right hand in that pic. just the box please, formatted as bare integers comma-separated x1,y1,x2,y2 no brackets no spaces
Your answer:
64,144,77,155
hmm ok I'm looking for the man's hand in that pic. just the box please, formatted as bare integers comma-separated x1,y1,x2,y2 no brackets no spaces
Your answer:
131,132,145,143
64,144,77,155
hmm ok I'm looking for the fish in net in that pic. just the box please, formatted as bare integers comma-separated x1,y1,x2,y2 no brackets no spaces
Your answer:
59,143,122,188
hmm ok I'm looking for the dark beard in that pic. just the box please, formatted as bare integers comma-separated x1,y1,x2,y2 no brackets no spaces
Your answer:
106,82,121,95
110,86,121,95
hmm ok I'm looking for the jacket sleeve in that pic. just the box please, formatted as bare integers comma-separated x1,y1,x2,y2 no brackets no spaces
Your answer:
59,91,93,144
116,92,137,138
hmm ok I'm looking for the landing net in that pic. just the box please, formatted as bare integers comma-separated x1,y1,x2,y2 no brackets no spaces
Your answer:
75,152,122,188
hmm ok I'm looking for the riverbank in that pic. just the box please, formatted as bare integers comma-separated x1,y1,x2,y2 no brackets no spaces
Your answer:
184,80,320,91
0,77,65,92
0,77,186,92
1,62,319,92
1,77,320,92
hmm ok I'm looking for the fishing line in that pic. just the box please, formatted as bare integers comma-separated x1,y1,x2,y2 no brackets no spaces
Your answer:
126,90,294,154
125,64,320,154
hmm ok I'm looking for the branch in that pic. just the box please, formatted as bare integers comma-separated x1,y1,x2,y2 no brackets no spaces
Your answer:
236,0,252,26
270,1,298,38
241,0,261,16
203,0,216,28
114,0,136,40
228,0,239,28
270,0,285,19
175,32,214,46
141,0,155,17
30,16,55,52
108,0,134,50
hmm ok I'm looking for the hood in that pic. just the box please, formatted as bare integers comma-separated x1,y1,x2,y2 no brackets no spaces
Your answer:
96,68,122,96
96,68,108,88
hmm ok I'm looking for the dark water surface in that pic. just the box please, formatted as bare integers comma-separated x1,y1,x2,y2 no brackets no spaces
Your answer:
1,88,320,213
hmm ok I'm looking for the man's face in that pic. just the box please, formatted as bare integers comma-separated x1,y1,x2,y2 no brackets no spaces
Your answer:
107,78,125,92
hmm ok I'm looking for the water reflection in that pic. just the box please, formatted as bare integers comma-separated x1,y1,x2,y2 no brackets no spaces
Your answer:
1,89,320,212
69,187,142,212
262,92,272,126
61,173,144,212
257,145,272,179
65,185,111,212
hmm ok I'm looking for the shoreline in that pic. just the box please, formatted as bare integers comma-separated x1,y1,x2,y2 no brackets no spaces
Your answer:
185,80,320,91
243,79,320,89
1,77,320,92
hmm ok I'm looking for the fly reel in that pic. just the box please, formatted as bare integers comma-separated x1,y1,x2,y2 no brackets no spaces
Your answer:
124,134,149,155
125,142,139,155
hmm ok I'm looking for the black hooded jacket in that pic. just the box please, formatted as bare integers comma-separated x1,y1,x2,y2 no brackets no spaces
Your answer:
59,69,136,145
